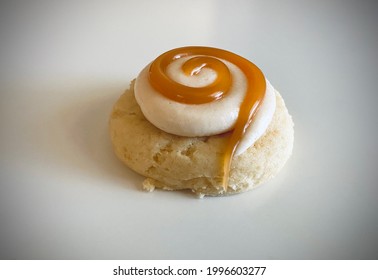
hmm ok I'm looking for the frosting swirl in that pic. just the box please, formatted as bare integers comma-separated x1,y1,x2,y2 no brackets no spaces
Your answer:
135,46,274,189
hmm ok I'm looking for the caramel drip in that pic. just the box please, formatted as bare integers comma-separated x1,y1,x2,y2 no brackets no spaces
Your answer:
149,46,266,190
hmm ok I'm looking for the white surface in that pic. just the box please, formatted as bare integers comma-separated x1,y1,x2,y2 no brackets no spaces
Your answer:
1,0,377,259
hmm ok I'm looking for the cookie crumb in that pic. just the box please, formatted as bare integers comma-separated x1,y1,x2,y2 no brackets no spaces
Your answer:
142,178,155,192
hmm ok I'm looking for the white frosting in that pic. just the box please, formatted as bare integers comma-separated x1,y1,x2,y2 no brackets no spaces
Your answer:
235,80,275,155
166,56,218,87
134,56,276,155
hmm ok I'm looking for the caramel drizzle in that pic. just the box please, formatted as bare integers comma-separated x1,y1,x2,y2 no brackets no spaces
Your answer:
149,46,266,190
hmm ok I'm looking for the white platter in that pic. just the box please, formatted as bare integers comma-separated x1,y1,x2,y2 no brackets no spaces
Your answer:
1,0,377,259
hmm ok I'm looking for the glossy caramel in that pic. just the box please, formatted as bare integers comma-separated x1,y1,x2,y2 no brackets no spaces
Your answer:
149,46,266,190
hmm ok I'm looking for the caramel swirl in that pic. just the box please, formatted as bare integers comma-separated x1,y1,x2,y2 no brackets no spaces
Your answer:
148,46,266,190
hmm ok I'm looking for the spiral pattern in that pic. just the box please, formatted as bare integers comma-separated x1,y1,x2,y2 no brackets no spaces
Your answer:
146,46,266,190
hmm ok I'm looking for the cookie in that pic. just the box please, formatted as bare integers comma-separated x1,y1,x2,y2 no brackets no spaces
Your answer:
109,81,294,197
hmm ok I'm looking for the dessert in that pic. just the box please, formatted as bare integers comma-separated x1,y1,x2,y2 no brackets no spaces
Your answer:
109,46,294,197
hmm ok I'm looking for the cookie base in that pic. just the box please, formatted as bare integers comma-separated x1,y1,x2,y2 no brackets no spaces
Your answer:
109,81,294,197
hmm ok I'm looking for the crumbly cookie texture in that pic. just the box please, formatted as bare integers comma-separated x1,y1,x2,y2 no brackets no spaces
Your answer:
109,81,294,197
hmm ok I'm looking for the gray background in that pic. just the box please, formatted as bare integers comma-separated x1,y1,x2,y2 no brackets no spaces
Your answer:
1,0,377,259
